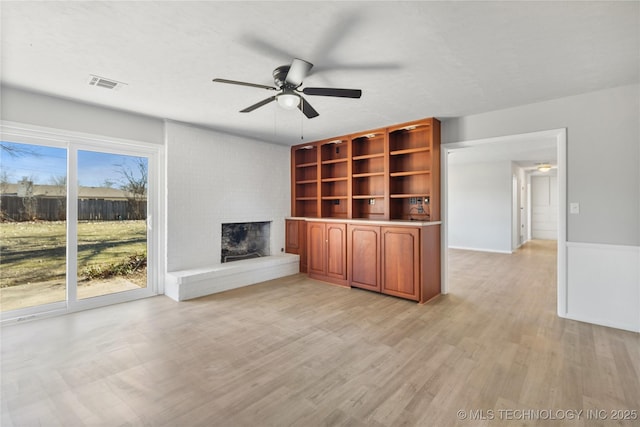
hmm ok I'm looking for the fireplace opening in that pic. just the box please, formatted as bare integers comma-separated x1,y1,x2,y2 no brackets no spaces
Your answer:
221,221,271,263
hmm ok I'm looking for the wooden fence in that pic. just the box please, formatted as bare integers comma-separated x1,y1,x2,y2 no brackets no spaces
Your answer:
0,195,147,221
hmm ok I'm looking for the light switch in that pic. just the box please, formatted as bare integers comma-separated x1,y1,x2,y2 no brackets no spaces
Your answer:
570,202,580,214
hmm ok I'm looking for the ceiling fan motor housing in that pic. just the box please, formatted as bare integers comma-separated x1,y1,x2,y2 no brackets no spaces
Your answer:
273,65,295,88
213,57,360,118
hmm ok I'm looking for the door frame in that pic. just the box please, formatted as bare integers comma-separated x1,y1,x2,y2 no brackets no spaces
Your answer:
1,120,164,323
441,128,567,318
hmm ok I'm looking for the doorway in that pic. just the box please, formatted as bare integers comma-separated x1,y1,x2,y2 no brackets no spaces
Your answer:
441,128,567,316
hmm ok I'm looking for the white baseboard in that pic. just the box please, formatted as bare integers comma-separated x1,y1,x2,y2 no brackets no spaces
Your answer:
565,242,640,333
448,245,512,254
165,254,300,301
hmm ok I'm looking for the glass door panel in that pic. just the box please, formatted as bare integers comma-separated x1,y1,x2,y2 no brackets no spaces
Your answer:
77,150,148,299
0,141,67,311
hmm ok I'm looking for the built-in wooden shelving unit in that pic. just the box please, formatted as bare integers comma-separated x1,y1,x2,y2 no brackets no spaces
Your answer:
290,117,440,221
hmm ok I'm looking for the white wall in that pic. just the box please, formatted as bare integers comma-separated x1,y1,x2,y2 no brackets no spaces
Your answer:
1,85,165,145
442,84,640,332
531,174,558,240
442,83,639,247
165,121,291,272
448,160,513,253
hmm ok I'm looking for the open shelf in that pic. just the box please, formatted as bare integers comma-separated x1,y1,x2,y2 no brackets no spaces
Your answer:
321,158,348,165
352,132,385,157
291,117,440,221
321,139,348,162
353,195,385,199
321,177,349,183
352,172,384,178
296,162,317,168
390,147,430,156
390,194,429,199
321,198,348,218
352,153,384,161
390,170,430,177
291,144,319,217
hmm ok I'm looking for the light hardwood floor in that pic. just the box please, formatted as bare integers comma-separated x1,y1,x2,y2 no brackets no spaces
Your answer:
2,240,639,426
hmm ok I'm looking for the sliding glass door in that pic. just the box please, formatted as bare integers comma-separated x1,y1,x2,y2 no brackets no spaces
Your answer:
1,129,158,319
76,150,148,300
0,141,68,311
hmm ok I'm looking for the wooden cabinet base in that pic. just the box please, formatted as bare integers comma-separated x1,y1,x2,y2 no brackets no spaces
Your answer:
305,219,440,302
418,224,441,303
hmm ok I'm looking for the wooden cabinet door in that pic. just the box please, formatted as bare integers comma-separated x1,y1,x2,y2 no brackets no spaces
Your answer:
285,219,301,252
307,222,326,277
325,223,347,281
381,227,420,301
285,219,307,273
348,225,380,292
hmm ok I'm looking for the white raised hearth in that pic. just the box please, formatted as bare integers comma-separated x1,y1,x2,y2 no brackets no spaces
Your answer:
165,254,299,301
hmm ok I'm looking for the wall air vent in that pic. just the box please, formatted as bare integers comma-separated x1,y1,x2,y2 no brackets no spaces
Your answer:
88,75,126,90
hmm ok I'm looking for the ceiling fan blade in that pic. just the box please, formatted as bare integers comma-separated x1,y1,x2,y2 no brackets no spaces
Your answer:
238,35,297,62
298,96,319,119
213,78,276,91
240,96,276,113
285,58,313,87
302,87,362,98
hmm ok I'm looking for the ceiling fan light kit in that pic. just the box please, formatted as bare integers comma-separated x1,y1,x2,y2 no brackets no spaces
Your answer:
213,57,362,118
276,92,300,110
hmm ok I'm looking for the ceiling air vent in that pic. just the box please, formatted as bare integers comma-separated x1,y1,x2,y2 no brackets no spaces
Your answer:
88,75,126,90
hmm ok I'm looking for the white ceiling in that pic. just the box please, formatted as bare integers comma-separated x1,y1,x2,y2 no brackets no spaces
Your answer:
447,132,558,169
1,1,638,146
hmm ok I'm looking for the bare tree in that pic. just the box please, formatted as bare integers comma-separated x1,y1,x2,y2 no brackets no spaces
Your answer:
0,170,9,219
18,177,37,221
1,143,39,158
0,170,9,195
117,158,147,220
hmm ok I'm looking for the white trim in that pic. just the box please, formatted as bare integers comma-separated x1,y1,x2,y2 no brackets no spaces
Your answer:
447,246,513,254
1,288,157,325
67,146,79,304
1,120,161,152
566,241,640,252
556,130,567,317
441,128,568,309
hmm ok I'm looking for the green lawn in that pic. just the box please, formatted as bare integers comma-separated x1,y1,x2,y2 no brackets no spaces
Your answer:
0,220,146,288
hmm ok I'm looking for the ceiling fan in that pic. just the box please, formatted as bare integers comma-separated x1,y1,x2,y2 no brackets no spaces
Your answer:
212,58,362,118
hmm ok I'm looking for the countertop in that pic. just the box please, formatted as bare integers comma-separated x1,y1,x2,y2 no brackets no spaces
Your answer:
287,217,442,227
